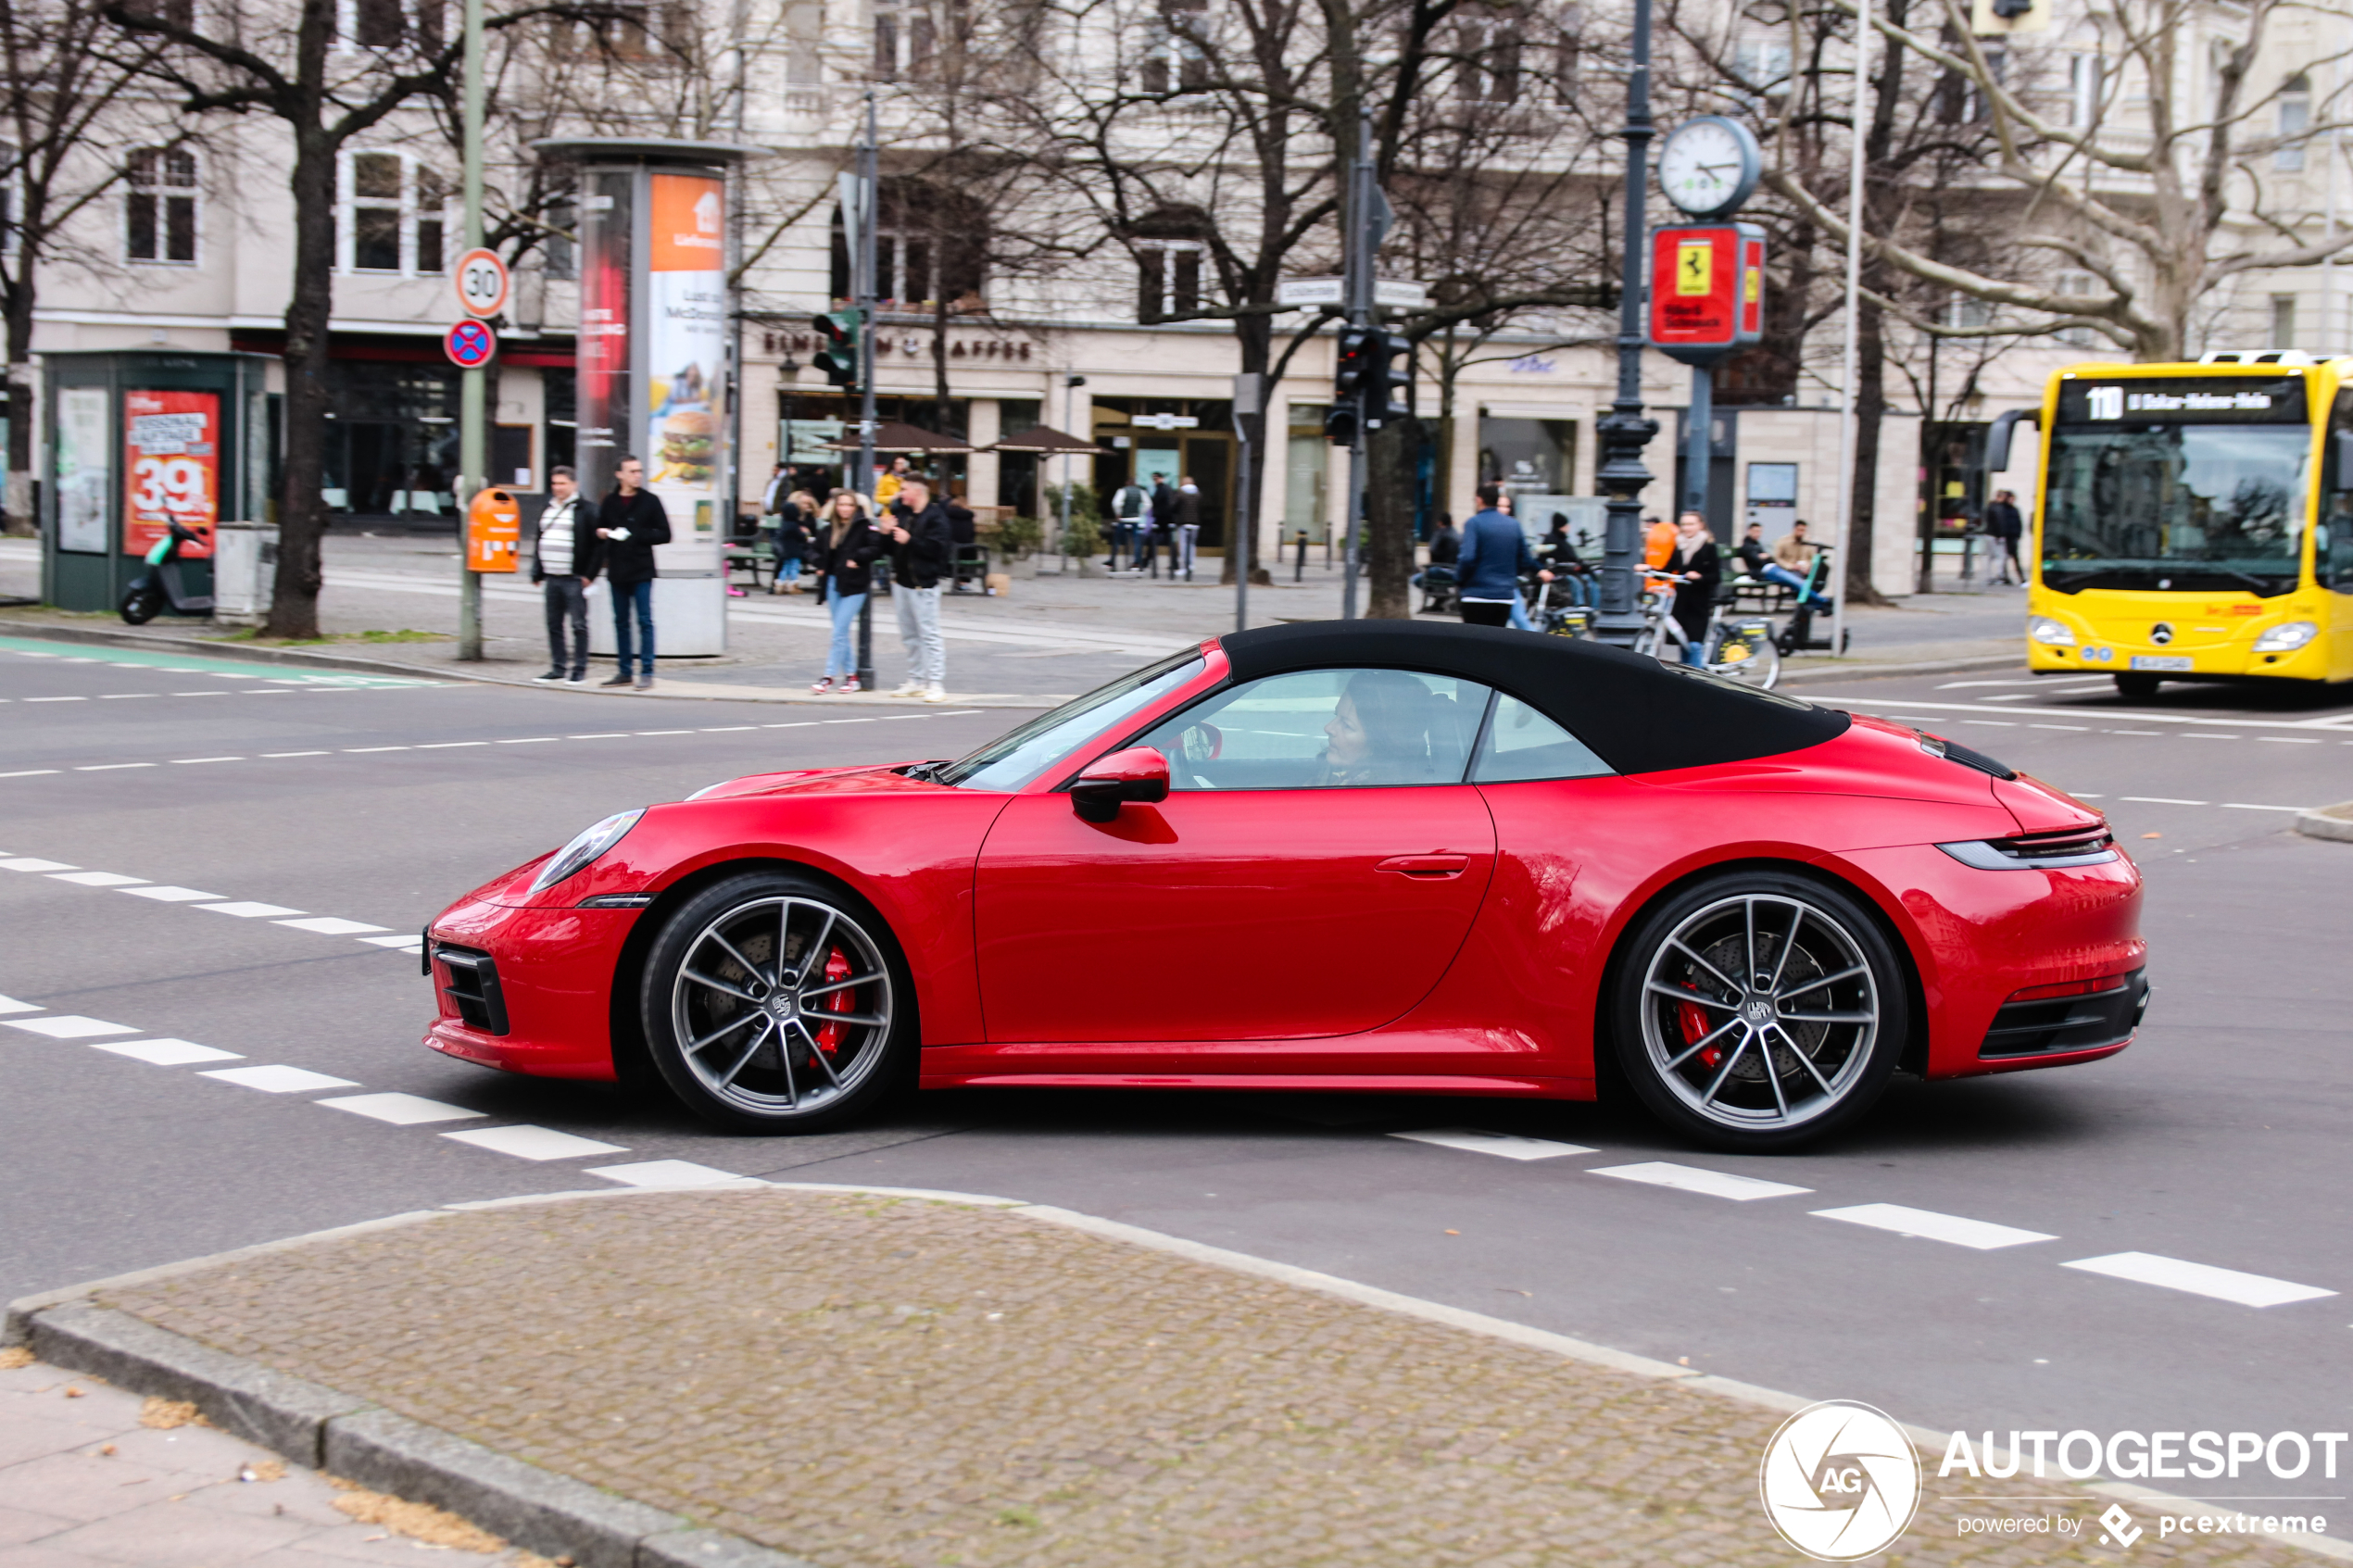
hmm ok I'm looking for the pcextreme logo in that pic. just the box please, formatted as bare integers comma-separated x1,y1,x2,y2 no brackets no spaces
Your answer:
1759,1400,1924,1561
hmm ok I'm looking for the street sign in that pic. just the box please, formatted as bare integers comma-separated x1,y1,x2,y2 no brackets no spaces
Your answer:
453,248,510,319
1647,223,1766,366
1275,276,1430,309
1131,412,1199,430
444,318,497,369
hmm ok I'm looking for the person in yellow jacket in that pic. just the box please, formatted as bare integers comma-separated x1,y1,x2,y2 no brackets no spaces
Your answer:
874,456,913,510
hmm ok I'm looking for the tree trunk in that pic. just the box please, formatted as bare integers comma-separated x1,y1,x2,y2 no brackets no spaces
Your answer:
1224,309,1273,586
265,125,339,639
1364,415,1422,618
5,364,33,539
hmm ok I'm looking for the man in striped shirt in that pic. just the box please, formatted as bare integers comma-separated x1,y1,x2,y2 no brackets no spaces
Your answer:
532,467,598,684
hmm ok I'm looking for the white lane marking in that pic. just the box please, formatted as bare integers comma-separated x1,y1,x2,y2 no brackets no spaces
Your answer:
1588,1162,1812,1201
2183,734,2243,741
1960,720,2017,727
762,721,819,729
1390,1128,1598,1161
0,771,59,778
700,726,756,733
2221,803,2309,812
171,691,231,697
2029,723,2089,732
635,730,695,736
2109,729,2164,736
94,1038,244,1066
2261,736,2322,744
0,858,79,872
317,1091,482,1125
2072,792,2105,798
1977,694,2037,702
496,737,560,744
587,1160,759,1188
0,995,41,1014
74,764,155,771
4,1015,138,1039
197,901,306,918
416,741,487,749
274,916,389,935
120,884,227,902
202,1065,360,1093
170,757,245,765
568,733,629,739
98,694,157,700
1820,696,2353,732
1812,1203,2056,1250
2122,797,2208,806
47,872,148,887
22,696,87,703
443,1125,629,1161
344,746,409,753
358,934,424,951
2063,1251,2335,1308
262,751,333,758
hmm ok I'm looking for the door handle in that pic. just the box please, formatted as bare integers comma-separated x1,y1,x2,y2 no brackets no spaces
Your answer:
1378,854,1470,878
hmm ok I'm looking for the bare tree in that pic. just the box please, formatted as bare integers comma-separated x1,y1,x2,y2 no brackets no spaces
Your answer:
0,0,172,533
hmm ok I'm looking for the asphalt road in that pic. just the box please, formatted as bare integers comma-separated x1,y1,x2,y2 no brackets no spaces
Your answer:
5,636,2350,1487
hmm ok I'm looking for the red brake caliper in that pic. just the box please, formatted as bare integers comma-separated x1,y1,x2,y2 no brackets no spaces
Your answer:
1678,989,1719,1068
812,947,853,1054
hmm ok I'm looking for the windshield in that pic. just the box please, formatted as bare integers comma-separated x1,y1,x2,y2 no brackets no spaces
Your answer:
935,649,1207,791
2043,418,2311,597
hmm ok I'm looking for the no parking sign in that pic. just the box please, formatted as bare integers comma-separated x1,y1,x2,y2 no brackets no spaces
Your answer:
445,319,497,370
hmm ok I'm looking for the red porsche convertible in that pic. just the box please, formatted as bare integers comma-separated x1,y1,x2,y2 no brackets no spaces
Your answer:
424,621,2147,1150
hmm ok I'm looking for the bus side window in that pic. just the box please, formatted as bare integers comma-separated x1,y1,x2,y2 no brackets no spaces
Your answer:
2333,402,2353,591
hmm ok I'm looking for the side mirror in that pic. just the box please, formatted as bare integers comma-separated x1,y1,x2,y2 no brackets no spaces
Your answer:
1069,746,1171,823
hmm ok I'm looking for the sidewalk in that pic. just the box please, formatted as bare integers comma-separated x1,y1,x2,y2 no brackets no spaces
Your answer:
6,1186,2318,1568
0,535,2025,705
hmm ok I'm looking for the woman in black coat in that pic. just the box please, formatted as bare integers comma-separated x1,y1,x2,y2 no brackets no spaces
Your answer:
811,490,880,694
1667,511,1722,665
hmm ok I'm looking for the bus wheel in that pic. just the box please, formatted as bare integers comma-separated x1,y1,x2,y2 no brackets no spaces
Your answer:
2114,672,2160,700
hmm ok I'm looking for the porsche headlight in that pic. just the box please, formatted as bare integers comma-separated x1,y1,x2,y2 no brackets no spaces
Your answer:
529,809,645,893
2029,617,2078,646
2254,621,2319,653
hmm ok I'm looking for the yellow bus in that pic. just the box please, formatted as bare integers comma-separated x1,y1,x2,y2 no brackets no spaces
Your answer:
2017,357,2353,696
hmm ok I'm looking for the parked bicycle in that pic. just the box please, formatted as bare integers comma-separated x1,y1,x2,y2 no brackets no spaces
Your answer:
1629,570,1782,687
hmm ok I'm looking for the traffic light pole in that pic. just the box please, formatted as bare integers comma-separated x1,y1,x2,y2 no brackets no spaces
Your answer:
456,0,485,661
1340,109,1375,622
855,89,879,690
1592,0,1657,645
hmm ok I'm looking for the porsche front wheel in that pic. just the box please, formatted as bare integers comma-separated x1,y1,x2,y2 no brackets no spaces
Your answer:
1610,873,1907,1151
642,872,912,1133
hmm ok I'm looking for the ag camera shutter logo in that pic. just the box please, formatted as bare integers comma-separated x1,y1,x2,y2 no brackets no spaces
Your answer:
1759,1400,1923,1561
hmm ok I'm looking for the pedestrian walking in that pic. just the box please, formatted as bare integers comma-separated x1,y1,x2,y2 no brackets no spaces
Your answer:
1985,489,2026,584
594,455,671,690
1110,477,1149,571
770,490,816,594
810,489,879,695
1454,484,1548,627
875,456,913,511
1150,473,1178,577
1173,475,1202,580
531,465,598,684
1667,510,1722,666
884,477,952,702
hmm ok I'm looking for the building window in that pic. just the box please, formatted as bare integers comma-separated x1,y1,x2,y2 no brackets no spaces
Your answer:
1139,0,1208,94
2068,54,2103,129
126,147,197,265
2271,294,2297,350
1454,14,1522,104
1731,36,1792,102
1138,239,1204,322
2277,75,2310,171
342,151,447,275
1945,295,1994,331
2056,270,2098,347
544,196,575,280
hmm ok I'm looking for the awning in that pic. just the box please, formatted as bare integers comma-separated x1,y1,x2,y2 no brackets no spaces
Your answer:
988,424,1103,455
821,420,975,455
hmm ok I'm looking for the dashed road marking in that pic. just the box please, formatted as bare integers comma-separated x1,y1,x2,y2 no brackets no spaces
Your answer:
197,901,306,919
2063,1252,2335,1309
170,756,245,765
261,750,332,758
1390,1129,1598,1161
4,1014,138,1039
201,1065,361,1093
1,858,79,872
0,995,41,1014
46,872,145,887
586,1160,761,1188
94,1038,244,1066
444,1125,629,1161
275,916,389,935
73,763,154,771
318,1091,482,1125
120,885,226,902
1588,1162,1812,1201
1812,1203,2056,1250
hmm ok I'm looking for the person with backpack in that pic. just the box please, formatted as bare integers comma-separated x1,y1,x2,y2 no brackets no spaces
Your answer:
1109,478,1149,571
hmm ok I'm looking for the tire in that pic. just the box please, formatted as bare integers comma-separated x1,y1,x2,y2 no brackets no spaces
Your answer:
120,586,163,625
641,870,915,1134
1609,870,1909,1151
1707,625,1781,688
2114,672,2159,700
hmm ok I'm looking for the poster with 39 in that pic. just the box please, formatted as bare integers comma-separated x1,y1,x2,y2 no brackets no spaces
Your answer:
121,389,219,558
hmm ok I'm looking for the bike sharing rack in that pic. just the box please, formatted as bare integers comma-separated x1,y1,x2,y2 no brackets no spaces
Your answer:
40,350,276,621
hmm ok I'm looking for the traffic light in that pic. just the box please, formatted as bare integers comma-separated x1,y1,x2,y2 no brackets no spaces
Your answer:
1333,325,1376,414
1361,331,1410,429
1324,401,1359,446
1330,325,1410,439
812,308,862,394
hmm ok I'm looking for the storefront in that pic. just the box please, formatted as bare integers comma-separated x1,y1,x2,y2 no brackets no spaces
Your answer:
1089,397,1234,547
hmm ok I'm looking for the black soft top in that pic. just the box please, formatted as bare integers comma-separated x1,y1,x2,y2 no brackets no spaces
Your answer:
1218,621,1849,775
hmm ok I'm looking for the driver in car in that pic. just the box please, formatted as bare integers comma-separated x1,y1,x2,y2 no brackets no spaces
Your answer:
1317,671,1440,787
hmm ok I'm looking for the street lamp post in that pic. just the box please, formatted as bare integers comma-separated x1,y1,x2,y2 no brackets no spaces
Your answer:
1061,374,1086,567
456,0,486,659
1592,0,1658,644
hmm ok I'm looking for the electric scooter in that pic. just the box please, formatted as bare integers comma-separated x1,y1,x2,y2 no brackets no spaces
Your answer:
119,521,215,624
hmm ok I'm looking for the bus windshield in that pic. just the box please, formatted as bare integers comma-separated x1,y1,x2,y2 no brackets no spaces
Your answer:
2043,421,2310,596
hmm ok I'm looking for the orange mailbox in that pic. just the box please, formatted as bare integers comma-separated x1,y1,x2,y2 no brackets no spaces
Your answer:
466,487,521,573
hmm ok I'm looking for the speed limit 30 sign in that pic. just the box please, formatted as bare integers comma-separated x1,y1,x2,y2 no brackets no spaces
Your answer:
454,247,510,319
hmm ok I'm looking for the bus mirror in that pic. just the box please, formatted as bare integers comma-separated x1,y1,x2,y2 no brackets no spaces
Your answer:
1985,409,2035,475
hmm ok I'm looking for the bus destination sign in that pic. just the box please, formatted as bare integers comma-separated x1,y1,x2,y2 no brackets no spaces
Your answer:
2061,376,2306,425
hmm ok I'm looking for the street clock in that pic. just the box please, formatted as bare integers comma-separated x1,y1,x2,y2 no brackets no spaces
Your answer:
1658,116,1763,220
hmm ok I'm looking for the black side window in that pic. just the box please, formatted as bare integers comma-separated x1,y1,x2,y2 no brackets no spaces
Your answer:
2327,392,2353,591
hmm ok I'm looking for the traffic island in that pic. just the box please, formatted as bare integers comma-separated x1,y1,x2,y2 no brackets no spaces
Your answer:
2295,801,2353,843
5,1187,2331,1567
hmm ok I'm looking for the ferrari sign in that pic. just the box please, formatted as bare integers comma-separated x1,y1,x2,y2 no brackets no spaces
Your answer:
1650,223,1767,365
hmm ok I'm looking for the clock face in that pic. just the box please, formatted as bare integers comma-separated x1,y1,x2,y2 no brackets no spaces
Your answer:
1660,118,1758,218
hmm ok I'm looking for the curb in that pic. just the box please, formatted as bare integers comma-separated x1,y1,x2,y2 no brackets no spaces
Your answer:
1778,649,2020,685
10,1181,2347,1565
2296,802,2353,842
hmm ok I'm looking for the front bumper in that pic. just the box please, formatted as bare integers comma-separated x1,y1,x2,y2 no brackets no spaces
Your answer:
1978,969,2150,1061
423,896,641,1080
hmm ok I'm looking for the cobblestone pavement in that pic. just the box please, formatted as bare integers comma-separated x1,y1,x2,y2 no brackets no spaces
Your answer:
0,1353,547,1566
96,1190,2313,1568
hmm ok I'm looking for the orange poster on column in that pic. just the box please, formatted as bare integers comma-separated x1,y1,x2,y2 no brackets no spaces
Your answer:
122,389,220,558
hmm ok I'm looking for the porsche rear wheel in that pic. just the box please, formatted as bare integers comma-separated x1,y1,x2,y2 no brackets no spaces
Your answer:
1610,872,1907,1151
642,872,912,1133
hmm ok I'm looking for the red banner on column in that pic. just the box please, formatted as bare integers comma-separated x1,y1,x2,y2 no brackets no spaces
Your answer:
122,389,219,558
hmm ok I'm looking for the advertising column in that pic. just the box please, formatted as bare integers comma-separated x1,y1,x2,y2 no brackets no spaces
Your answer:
122,390,220,558
575,169,635,504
